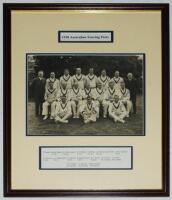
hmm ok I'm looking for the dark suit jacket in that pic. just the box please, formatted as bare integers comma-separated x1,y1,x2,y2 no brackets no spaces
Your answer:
31,77,46,102
125,78,138,97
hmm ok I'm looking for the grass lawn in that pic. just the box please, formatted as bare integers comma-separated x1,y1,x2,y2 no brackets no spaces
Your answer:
27,95,144,136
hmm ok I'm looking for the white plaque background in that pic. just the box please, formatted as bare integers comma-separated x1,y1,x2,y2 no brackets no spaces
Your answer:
40,147,132,169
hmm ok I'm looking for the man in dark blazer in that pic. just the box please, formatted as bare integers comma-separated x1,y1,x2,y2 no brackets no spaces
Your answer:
31,70,46,116
125,73,138,114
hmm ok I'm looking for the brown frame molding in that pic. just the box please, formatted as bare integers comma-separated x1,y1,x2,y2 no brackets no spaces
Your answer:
3,3,170,197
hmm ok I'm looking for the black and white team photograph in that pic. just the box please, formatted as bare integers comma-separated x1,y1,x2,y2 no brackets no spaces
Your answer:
27,53,145,136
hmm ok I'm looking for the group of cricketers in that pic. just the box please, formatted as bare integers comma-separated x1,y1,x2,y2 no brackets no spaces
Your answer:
31,67,137,124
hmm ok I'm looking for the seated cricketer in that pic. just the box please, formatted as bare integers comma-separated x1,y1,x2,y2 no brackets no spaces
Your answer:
80,96,99,124
82,82,94,104
56,80,71,102
118,81,132,117
91,82,105,118
54,95,72,123
108,94,127,123
70,81,84,119
42,81,57,120
102,80,116,118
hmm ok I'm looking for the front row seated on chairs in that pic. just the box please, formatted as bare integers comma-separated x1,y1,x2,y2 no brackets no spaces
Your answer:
42,93,128,124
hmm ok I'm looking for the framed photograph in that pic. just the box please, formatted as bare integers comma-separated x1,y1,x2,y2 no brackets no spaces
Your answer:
3,3,169,197
27,53,145,136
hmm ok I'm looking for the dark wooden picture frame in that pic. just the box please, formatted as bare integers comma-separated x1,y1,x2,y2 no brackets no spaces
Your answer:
3,3,170,197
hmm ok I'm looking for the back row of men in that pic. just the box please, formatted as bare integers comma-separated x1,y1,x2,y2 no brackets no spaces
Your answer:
31,68,138,123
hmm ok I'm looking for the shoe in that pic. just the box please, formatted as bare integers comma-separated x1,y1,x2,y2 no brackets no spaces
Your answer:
90,117,96,122
84,119,90,124
103,115,107,118
58,118,64,123
76,115,79,119
114,119,117,123
43,116,48,120
61,119,68,123
50,116,54,120
120,119,125,123
54,117,61,123
73,115,77,119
